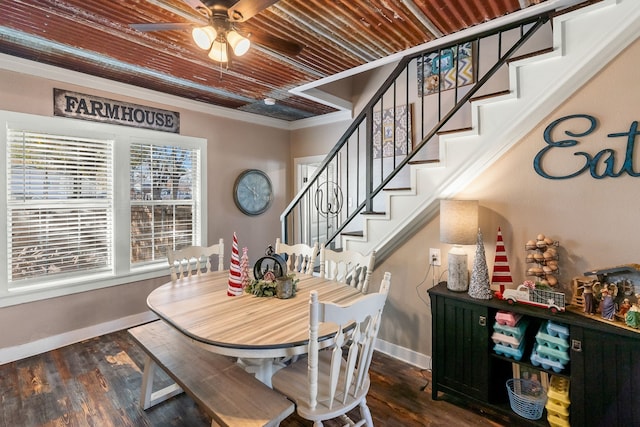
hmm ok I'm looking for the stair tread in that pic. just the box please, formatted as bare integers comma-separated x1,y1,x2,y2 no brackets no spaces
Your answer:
341,231,364,237
437,127,473,136
507,47,555,64
409,159,440,165
361,211,385,215
469,90,511,103
384,187,411,191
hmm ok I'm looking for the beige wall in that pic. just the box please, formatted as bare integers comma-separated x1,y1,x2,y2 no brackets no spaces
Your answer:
374,39,640,357
0,69,289,349
290,121,350,159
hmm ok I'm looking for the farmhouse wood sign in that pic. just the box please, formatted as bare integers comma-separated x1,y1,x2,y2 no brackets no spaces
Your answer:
534,114,639,179
54,89,180,133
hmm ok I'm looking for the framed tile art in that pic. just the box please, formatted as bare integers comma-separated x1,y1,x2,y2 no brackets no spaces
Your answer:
417,42,475,97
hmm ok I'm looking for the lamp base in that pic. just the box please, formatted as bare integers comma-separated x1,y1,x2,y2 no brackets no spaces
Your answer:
447,247,469,292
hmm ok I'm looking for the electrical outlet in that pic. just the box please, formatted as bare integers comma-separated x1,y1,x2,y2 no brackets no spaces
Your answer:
429,248,441,266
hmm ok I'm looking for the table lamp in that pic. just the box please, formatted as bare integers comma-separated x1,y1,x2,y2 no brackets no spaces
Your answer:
440,199,478,292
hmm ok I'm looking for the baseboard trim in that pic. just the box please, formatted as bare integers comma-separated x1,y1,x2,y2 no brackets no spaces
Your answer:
375,338,431,370
0,312,430,370
0,311,158,365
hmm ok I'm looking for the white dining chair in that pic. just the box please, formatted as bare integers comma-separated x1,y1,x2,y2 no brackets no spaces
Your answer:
167,238,224,281
271,272,391,427
319,244,375,293
275,238,319,275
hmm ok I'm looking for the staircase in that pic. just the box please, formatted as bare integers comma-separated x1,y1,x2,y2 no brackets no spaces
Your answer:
282,0,639,261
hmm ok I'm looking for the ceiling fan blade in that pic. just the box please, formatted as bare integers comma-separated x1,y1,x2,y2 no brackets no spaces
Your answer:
130,23,195,32
227,0,279,22
250,30,303,56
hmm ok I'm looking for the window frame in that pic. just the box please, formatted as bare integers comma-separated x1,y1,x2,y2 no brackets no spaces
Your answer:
0,110,207,307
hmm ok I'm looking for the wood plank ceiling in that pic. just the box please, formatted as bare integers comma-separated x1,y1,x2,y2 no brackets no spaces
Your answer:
0,0,551,121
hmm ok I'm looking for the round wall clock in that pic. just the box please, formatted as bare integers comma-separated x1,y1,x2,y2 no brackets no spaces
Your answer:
233,169,273,216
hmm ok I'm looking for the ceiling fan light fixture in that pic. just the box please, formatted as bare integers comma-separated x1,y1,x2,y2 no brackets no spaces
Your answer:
192,26,217,50
226,30,250,56
208,40,228,63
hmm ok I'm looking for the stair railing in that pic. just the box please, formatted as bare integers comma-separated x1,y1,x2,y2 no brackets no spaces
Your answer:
281,12,552,249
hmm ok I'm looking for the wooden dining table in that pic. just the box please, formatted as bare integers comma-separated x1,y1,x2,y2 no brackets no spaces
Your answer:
146,270,365,385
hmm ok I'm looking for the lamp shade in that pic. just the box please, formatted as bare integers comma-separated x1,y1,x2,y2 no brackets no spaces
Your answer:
208,40,228,63
440,199,478,245
192,26,217,50
226,30,250,56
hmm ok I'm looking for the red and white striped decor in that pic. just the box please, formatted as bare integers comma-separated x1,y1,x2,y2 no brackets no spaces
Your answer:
491,227,513,293
227,232,243,296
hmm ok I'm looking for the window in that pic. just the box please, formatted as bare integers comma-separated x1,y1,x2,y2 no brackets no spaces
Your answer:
7,130,113,283
130,143,199,264
1,111,206,306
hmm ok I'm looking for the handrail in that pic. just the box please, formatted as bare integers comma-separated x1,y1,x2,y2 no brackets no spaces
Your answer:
282,12,552,248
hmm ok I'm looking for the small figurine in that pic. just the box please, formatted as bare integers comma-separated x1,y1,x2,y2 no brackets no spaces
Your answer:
626,301,640,329
608,282,619,298
618,298,631,318
600,286,616,321
579,280,596,315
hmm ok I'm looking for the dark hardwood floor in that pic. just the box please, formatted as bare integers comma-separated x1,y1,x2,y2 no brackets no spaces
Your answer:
0,330,514,426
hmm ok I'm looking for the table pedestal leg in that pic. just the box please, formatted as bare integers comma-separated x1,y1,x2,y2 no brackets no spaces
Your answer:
236,357,287,387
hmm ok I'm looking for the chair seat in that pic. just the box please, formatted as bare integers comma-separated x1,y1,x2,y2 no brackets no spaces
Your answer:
271,352,370,422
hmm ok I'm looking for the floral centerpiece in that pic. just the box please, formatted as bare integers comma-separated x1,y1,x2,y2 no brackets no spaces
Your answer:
245,270,299,298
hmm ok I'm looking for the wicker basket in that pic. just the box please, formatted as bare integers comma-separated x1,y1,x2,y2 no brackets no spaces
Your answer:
506,378,547,420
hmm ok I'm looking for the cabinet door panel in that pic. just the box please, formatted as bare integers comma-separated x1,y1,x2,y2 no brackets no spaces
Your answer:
434,296,491,401
571,327,640,426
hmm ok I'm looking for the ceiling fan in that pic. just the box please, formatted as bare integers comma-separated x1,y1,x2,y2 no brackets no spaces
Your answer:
130,0,303,64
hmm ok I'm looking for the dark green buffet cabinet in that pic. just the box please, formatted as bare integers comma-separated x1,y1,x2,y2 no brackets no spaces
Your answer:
428,282,640,426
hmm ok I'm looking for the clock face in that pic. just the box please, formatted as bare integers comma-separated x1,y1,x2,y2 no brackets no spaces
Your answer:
233,169,273,216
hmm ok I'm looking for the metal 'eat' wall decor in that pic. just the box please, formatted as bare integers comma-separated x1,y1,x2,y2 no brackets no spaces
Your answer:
534,114,640,179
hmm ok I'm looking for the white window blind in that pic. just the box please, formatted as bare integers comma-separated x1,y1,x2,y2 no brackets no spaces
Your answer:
7,130,113,283
130,143,198,264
